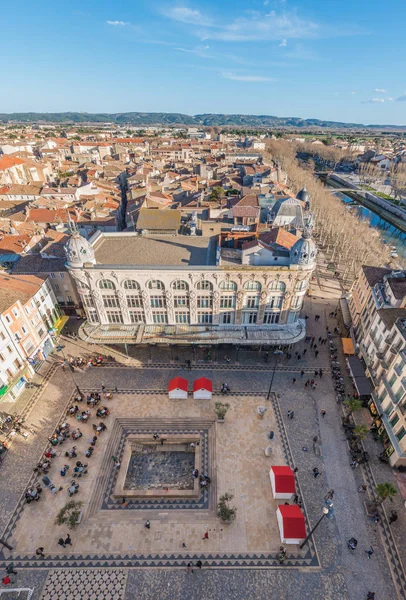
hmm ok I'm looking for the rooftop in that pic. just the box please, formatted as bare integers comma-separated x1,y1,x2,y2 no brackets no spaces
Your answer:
0,273,46,313
92,233,217,267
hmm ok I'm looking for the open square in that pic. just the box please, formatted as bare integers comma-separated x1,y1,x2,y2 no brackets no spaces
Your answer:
3,385,316,568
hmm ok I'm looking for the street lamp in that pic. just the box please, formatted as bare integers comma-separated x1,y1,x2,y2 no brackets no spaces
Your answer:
299,503,333,550
266,349,284,400
55,344,81,395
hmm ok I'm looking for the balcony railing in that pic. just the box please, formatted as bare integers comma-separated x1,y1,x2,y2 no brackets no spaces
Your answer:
382,376,400,405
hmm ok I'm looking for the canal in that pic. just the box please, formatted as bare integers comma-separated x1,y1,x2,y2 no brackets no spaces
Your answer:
333,190,406,260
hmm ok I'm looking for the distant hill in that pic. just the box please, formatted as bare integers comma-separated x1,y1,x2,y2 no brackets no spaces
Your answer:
0,111,405,130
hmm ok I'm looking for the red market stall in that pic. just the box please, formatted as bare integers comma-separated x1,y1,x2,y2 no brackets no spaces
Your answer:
269,466,296,500
193,377,213,400
168,377,188,400
276,504,306,545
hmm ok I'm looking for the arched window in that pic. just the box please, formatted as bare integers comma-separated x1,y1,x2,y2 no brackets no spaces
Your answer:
196,280,213,291
123,280,140,290
171,280,189,291
243,281,261,292
295,280,308,291
219,280,237,291
147,280,164,290
268,280,286,292
98,279,115,290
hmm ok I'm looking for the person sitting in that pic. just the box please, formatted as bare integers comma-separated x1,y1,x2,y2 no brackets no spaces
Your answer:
60,464,69,477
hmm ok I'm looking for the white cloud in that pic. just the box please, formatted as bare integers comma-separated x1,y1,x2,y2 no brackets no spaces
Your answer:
175,45,212,58
279,39,288,47
396,94,406,102
361,98,385,104
350,91,356,94
374,88,387,93
222,72,275,82
387,97,394,101
106,20,128,26
164,7,212,26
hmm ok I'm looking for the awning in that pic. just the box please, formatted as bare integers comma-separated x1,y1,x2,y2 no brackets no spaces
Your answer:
342,337,355,355
347,356,373,396
339,296,352,328
52,316,69,335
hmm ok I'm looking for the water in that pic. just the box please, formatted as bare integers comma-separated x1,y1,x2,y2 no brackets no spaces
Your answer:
333,191,406,260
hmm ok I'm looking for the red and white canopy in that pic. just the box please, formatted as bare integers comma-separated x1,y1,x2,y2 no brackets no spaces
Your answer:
193,377,213,392
276,504,306,544
168,377,188,399
269,466,296,499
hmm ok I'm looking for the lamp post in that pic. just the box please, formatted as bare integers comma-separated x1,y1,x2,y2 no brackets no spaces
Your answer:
299,504,333,550
266,349,284,400
55,345,81,395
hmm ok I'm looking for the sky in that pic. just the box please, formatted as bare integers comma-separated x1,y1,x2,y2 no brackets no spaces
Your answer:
1,0,406,125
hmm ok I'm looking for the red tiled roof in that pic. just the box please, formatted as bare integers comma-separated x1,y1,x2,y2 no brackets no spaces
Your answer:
271,466,296,493
259,228,298,250
168,377,188,392
193,377,212,392
27,208,78,223
278,505,306,539
0,156,25,171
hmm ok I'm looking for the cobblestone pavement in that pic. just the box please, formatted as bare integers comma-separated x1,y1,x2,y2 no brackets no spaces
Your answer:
0,253,404,599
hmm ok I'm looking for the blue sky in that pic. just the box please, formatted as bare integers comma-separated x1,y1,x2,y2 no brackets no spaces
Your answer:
1,0,406,125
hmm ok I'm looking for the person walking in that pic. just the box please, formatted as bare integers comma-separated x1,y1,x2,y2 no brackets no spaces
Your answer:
365,547,374,559
292,377,296,385
182,543,188,549
287,410,292,419
65,534,72,546
187,562,194,573
278,547,287,564
145,520,151,529
289,411,294,419
6,565,17,576
203,531,209,540
36,547,45,558
325,489,334,500
195,560,203,569
58,538,66,548
303,349,307,356
293,494,299,504
319,369,323,378
389,511,398,525
301,370,305,378
321,410,326,418
358,484,367,493
101,383,105,392
313,468,320,478
315,350,319,358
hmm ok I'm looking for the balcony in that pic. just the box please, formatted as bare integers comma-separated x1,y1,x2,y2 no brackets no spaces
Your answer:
376,352,385,361
390,345,398,355
382,376,400,405
385,333,396,345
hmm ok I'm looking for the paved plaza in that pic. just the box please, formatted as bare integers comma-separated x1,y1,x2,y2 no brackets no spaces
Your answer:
0,254,405,600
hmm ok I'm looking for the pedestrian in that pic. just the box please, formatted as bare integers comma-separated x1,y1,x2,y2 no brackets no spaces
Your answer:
293,467,299,473
101,383,105,392
315,350,319,358
6,565,17,576
145,520,151,529
314,370,318,377
292,377,296,384
321,410,326,418
187,562,194,573
65,534,72,546
193,468,199,478
195,560,203,569
358,484,367,493
310,379,314,385
312,383,317,391
153,433,159,441
278,547,287,564
290,411,294,420
314,344,318,351
305,379,310,387
389,511,398,524
36,547,45,558
365,547,374,559
303,349,307,355
293,494,299,504
182,542,188,548
301,370,305,378
318,336,322,342
58,538,66,548
287,410,292,419
115,386,118,393
203,531,209,540
313,467,320,478
319,369,323,377
297,500,303,508
121,498,127,507
325,489,334,500
297,354,301,360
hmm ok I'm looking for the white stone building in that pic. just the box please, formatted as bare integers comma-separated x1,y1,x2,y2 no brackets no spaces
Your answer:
65,228,316,348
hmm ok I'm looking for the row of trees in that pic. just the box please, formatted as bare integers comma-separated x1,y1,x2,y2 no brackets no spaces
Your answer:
265,140,391,286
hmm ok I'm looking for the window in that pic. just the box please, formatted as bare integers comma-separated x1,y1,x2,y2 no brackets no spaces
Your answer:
396,426,405,441
219,280,237,291
14,333,21,342
54,284,60,291
220,296,234,309
384,402,394,417
106,311,123,324
175,312,190,324
6,346,12,354
148,280,164,290
264,312,280,324
6,368,14,378
196,280,213,291
268,280,286,292
123,280,139,290
243,281,261,291
198,312,212,324
103,295,119,308
67,295,73,303
50,273,56,279
171,280,189,291
12,308,19,318
0,332,5,341
221,312,233,324
197,297,213,309
394,387,404,404
290,296,303,310
378,389,387,404
0,353,4,362
245,297,259,309
127,296,143,308
38,328,45,338
98,279,115,290
88,310,98,324
13,358,22,370
129,311,144,323
243,312,257,324
152,312,168,324
390,413,400,428
150,296,166,308
295,280,307,291
389,374,397,387
60,273,65,279
21,326,27,334
5,315,11,324
83,295,94,308
25,307,30,315
174,296,188,308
